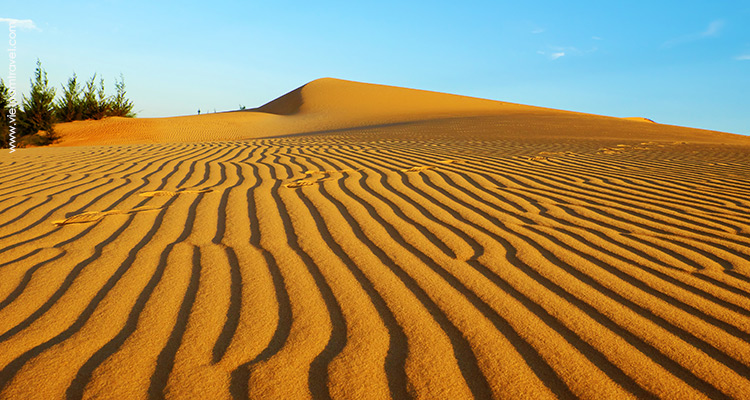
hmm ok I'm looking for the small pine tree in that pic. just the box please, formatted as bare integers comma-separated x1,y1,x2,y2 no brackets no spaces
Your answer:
80,74,99,120
95,77,109,119
55,73,83,122
18,59,57,140
108,74,135,117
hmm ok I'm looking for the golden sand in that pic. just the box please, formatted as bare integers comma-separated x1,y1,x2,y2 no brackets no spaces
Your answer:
1,79,749,399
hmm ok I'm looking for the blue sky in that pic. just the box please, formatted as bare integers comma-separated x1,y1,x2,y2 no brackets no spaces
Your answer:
3,1,750,135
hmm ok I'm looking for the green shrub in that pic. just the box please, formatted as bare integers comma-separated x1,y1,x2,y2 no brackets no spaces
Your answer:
55,73,83,122
5,61,136,148
18,59,57,139
108,74,135,117
80,74,110,120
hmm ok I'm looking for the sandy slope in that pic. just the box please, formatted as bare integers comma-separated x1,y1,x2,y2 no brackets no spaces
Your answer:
53,78,748,147
2,79,750,399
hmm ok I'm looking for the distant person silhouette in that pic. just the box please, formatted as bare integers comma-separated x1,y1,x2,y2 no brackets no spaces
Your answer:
198,109,201,115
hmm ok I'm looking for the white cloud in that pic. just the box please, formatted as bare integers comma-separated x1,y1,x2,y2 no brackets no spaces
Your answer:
0,18,37,30
538,44,597,60
735,54,750,60
592,36,603,41
550,52,565,60
531,28,545,34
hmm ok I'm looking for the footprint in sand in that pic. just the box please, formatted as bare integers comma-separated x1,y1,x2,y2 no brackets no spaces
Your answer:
53,206,161,226
139,188,213,197
402,161,463,172
513,155,549,161
285,168,361,188
436,160,465,164
598,142,673,155
303,168,361,176
597,146,627,155
402,165,436,173
285,179,322,188
54,188,212,226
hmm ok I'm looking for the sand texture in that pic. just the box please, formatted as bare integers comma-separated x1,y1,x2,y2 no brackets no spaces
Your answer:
1,79,750,399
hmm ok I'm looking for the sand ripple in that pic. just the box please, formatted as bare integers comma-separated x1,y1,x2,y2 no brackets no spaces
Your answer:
1,130,750,399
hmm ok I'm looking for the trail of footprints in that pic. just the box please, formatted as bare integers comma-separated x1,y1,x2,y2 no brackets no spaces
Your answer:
138,188,213,197
53,189,214,226
284,168,360,188
597,141,685,155
53,206,163,226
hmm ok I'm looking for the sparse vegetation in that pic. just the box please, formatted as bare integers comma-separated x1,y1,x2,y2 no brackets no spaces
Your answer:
18,59,57,144
55,73,83,122
80,74,109,120
109,74,135,117
77,73,135,120
0,60,137,148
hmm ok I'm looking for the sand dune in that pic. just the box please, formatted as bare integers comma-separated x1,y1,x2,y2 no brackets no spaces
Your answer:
53,78,749,147
2,80,750,399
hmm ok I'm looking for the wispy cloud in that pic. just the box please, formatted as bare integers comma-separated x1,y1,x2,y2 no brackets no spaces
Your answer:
701,20,724,37
735,54,750,61
592,36,603,41
526,21,545,35
537,50,567,60
550,52,565,60
663,19,724,47
538,44,597,60
0,18,37,30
